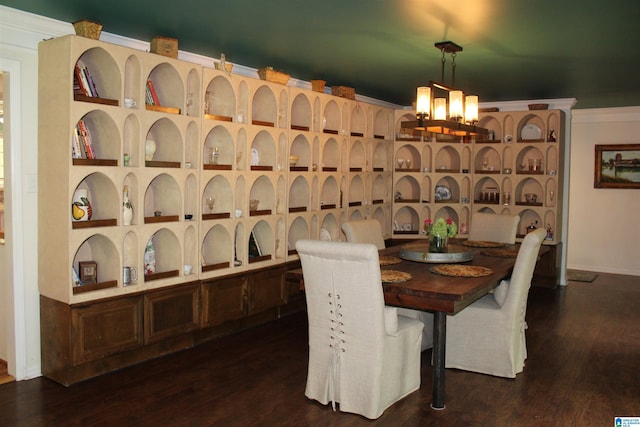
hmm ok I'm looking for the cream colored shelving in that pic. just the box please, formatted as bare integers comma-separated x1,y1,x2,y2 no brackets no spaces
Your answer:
392,109,564,244
39,35,395,306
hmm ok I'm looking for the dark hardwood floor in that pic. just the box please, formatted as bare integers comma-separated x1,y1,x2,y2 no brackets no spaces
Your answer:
1,273,638,426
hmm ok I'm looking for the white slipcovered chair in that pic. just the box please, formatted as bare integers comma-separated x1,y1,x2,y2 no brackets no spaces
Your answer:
445,228,546,378
295,239,424,419
468,212,520,244
341,219,434,350
341,219,386,250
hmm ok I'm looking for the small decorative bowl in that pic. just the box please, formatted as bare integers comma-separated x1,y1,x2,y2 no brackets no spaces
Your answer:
289,155,299,166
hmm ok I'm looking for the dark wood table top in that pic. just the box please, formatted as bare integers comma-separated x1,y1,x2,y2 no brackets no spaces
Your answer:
380,243,517,315
289,239,546,315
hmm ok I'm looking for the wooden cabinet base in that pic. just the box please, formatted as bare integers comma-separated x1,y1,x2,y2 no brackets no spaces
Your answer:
40,267,303,386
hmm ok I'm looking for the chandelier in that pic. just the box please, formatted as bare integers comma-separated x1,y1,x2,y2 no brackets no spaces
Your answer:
401,41,489,137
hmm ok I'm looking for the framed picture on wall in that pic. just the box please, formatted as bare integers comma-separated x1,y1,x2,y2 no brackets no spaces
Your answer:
594,144,640,189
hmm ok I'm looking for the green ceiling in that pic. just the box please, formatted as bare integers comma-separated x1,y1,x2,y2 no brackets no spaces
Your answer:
3,0,639,109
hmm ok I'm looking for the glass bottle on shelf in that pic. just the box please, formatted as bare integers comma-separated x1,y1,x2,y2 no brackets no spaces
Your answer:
209,146,220,165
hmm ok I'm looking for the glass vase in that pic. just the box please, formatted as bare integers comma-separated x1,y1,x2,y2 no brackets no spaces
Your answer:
429,234,448,253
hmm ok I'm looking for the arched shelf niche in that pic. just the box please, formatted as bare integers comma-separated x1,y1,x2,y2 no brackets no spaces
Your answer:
147,63,184,111
76,47,121,101
291,93,312,131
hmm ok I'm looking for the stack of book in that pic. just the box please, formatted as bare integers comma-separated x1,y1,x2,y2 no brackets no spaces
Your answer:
74,62,99,98
72,119,95,159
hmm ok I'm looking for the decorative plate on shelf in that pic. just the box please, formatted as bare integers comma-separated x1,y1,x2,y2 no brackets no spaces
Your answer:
521,124,542,140
381,270,412,283
402,223,413,231
319,227,332,241
434,185,452,201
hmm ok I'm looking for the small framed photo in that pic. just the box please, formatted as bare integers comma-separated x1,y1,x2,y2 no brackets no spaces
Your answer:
78,261,98,283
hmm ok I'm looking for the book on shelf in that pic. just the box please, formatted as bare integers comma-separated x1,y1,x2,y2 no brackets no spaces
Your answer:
146,79,160,106
71,126,83,159
74,62,99,98
82,67,99,97
74,65,90,97
145,84,154,105
74,119,95,159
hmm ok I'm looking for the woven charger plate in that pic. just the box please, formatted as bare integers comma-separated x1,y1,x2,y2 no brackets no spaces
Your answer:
462,240,504,248
430,265,494,278
379,256,402,266
481,248,519,258
381,270,412,283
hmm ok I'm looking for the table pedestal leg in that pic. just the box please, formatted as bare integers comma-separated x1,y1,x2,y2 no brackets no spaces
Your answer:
431,311,446,410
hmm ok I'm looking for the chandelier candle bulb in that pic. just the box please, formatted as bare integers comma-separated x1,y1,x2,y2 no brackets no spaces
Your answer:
416,86,431,119
449,90,464,122
465,95,478,123
434,98,447,120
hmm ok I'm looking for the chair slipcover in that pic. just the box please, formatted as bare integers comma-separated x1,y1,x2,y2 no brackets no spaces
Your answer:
341,220,434,350
341,219,386,250
296,239,424,419
468,212,520,244
445,228,546,378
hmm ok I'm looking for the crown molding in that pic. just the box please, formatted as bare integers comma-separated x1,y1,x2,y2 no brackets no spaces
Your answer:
572,106,640,123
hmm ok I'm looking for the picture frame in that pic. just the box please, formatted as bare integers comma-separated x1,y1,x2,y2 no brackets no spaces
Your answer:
594,144,640,189
248,231,262,258
78,261,98,283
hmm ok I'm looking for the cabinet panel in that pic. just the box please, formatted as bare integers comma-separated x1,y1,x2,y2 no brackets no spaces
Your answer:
201,275,246,327
249,266,285,314
71,296,143,364
144,283,200,343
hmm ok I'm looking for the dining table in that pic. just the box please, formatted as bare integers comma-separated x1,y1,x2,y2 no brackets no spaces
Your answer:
289,239,545,410
378,240,522,410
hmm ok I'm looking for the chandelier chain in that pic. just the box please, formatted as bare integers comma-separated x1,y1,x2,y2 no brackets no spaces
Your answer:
451,52,457,87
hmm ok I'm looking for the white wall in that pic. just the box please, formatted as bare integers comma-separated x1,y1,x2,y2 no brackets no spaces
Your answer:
568,107,640,276
0,6,66,379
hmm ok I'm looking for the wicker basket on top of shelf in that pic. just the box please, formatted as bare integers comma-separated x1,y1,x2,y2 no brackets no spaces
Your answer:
331,85,356,100
258,67,290,85
72,20,103,40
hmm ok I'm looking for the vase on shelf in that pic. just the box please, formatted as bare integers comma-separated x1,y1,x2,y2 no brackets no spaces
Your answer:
145,138,156,161
71,188,92,222
122,185,133,226
144,238,156,275
429,234,448,253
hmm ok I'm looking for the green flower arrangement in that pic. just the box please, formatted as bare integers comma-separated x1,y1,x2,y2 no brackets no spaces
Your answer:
424,218,458,238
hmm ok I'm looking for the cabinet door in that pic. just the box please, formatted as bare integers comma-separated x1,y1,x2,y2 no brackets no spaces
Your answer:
248,266,285,314
144,284,200,343
71,296,143,365
201,275,246,327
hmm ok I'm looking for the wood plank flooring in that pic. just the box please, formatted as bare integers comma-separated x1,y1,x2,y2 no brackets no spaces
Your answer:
0,360,14,385
0,273,638,426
